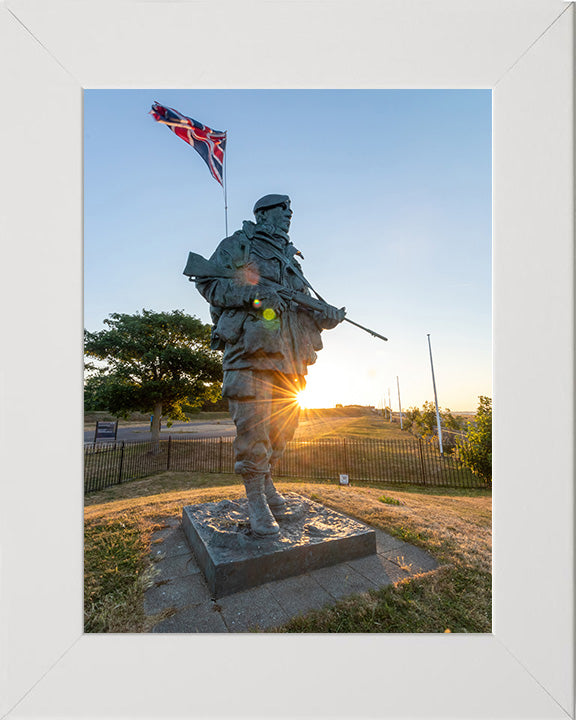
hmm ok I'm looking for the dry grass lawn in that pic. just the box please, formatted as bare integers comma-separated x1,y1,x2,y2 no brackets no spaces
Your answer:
85,471,491,633
297,414,409,440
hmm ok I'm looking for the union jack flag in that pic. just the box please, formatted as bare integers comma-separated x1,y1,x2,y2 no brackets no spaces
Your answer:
150,102,227,186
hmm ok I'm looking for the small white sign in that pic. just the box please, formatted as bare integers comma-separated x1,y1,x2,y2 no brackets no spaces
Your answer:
339,474,349,485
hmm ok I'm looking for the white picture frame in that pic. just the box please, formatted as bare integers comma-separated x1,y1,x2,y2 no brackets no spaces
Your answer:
0,1,573,718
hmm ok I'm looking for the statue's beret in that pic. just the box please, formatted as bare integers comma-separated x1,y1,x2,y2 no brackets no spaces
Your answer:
253,194,290,214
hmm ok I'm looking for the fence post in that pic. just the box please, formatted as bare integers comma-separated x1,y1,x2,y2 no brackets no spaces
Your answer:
417,438,427,485
218,436,223,473
167,435,172,471
118,441,125,484
342,438,349,478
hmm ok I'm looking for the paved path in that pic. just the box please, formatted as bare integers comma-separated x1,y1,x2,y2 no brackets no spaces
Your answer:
84,420,236,444
144,516,438,633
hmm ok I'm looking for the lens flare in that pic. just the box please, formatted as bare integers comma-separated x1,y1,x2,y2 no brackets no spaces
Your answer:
252,298,261,308
262,308,276,321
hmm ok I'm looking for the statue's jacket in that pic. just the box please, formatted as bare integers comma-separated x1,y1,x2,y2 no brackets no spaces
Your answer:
195,221,328,385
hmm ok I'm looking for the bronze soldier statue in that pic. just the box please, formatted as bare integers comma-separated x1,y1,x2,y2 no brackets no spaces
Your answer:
193,195,346,537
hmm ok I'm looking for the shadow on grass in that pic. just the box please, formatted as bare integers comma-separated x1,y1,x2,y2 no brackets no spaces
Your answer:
85,470,491,508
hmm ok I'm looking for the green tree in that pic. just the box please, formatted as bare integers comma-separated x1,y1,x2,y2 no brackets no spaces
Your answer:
84,374,111,412
402,402,464,453
401,406,418,430
457,396,492,484
404,401,460,436
418,401,438,437
84,309,223,447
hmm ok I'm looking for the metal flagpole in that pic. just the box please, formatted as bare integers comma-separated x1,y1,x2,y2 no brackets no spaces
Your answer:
427,333,444,455
396,376,403,430
223,137,229,237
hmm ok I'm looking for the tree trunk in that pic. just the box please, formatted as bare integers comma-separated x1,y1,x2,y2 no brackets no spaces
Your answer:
151,402,162,454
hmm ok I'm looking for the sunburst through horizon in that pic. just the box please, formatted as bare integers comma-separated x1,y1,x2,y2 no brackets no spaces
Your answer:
296,388,334,410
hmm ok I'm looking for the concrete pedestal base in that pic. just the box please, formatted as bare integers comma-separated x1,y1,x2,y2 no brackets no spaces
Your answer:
182,493,376,598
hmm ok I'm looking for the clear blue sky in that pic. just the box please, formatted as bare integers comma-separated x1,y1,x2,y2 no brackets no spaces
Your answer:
84,89,491,411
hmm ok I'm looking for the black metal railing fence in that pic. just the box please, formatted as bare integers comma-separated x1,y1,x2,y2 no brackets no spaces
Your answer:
84,435,485,494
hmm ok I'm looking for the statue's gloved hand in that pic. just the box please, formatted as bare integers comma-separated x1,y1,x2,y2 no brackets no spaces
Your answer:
254,286,288,313
319,306,346,329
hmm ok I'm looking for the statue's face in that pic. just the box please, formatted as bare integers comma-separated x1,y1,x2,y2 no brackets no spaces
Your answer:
264,201,292,233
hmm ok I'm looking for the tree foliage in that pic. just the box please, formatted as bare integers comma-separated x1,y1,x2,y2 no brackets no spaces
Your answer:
457,396,492,485
84,374,112,412
403,401,462,437
84,310,223,439
401,401,465,453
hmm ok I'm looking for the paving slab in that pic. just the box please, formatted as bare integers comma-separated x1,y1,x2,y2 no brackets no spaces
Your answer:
310,562,380,600
144,572,211,614
366,557,412,584
151,603,228,633
150,526,190,560
374,528,407,554
346,553,396,587
265,573,335,617
217,584,290,632
153,516,181,529
152,552,201,583
382,544,439,574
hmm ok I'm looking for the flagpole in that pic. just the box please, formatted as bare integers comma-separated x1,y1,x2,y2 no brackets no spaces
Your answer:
427,333,444,455
223,137,229,237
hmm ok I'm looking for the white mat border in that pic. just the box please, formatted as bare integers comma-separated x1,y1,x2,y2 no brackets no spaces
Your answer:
0,1,573,718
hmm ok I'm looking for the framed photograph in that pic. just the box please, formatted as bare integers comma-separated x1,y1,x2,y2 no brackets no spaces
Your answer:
0,1,573,718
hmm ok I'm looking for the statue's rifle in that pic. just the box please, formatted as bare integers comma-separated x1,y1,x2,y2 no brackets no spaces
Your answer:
183,251,388,342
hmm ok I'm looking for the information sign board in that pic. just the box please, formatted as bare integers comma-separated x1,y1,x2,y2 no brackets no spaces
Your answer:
94,420,118,442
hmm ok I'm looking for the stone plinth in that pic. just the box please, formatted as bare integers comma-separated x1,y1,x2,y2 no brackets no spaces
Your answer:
182,493,376,598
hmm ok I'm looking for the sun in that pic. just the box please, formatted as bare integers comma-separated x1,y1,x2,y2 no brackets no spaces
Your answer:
295,368,351,409
296,390,311,409
295,387,336,409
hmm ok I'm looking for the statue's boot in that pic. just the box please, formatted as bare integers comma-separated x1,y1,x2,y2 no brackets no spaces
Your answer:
243,474,280,537
264,472,287,517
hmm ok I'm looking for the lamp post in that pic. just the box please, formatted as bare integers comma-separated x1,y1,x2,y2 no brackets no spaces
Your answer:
396,376,403,430
427,333,444,455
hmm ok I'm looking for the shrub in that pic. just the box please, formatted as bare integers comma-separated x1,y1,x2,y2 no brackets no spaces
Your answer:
457,396,492,485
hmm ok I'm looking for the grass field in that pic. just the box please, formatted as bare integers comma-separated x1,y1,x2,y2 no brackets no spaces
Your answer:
297,414,409,441
84,471,491,634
